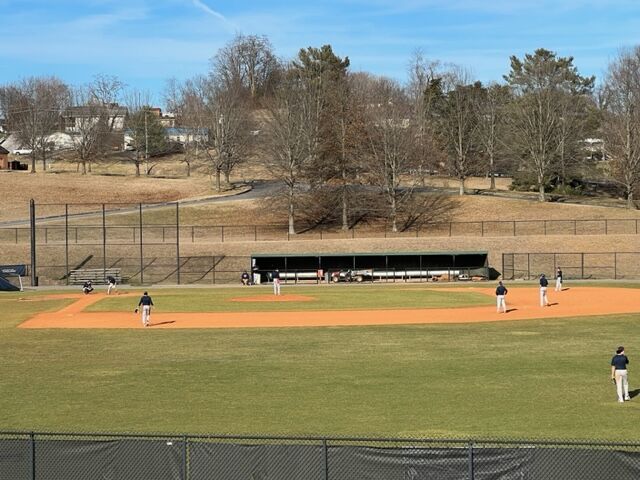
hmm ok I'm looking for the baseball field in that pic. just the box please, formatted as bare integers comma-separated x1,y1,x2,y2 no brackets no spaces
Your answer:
1,283,638,441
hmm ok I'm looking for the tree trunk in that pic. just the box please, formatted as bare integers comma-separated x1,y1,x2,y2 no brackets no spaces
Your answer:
459,177,465,196
81,160,87,175
88,159,92,173
186,161,191,177
390,194,397,232
538,180,546,202
489,154,495,190
135,157,141,177
30,155,36,174
341,185,349,231
288,185,295,235
627,190,634,209
215,169,221,191
224,170,231,185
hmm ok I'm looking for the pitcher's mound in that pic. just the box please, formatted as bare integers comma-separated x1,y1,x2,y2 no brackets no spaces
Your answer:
231,294,315,302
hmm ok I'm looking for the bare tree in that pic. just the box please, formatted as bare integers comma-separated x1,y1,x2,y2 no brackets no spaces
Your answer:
124,90,166,177
406,50,447,182
475,83,511,189
263,69,315,234
0,76,70,173
362,77,418,232
212,34,280,102
601,47,640,209
433,68,483,195
67,87,103,174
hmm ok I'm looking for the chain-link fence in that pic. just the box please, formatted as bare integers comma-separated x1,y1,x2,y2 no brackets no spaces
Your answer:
1,431,639,479
501,252,640,280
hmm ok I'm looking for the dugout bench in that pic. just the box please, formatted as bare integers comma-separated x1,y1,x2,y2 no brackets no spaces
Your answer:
68,268,122,285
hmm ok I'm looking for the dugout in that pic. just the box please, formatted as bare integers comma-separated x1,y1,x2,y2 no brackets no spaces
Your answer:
251,252,489,283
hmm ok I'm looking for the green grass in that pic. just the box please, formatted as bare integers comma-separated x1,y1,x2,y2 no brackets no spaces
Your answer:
0,287,638,441
86,286,494,313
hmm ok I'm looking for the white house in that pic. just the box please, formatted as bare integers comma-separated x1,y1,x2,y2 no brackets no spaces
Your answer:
63,104,127,133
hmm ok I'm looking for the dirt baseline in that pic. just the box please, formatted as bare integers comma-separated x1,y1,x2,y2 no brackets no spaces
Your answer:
17,286,640,329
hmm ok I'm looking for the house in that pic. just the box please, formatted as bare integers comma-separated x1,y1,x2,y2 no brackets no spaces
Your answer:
0,146,8,169
165,127,209,144
148,107,176,128
63,104,127,133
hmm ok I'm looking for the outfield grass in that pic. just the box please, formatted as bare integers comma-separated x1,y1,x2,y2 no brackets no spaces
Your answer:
86,286,494,313
0,287,638,441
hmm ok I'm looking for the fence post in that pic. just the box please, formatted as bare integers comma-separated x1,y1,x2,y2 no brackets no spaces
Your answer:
182,435,188,480
513,221,516,236
102,204,107,278
449,222,452,237
191,226,195,243
15,227,18,244
543,220,547,235
605,219,608,235
65,204,69,285
29,199,37,286
323,438,329,480
581,253,584,279
221,226,225,243
467,441,474,480
254,225,257,242
614,252,617,279
30,432,36,480
574,220,577,235
481,221,484,237
176,202,181,285
139,203,144,285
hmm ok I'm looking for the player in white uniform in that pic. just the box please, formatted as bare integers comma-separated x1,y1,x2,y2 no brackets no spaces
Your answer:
555,267,562,292
136,291,154,327
495,281,508,313
272,269,281,295
539,274,550,307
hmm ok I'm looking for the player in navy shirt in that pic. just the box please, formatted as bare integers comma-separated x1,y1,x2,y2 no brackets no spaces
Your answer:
495,281,508,313
611,346,630,403
136,291,154,327
539,274,549,307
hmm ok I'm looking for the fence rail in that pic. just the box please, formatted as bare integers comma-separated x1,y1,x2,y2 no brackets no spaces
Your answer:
1,430,639,480
502,252,640,280
2,217,640,245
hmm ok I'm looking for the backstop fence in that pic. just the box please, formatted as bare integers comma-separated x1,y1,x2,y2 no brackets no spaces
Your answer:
1,431,639,480
501,252,640,280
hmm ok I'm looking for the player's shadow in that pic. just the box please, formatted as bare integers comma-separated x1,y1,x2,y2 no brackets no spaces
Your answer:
548,302,559,306
505,308,518,313
561,288,570,291
149,321,176,327
629,389,640,399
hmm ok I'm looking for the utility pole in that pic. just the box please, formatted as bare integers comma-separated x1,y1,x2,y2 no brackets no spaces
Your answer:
144,110,149,175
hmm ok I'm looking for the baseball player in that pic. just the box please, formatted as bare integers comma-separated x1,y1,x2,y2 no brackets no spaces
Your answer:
555,267,563,292
135,291,154,327
539,274,550,307
106,275,117,295
82,280,94,295
611,346,631,403
272,269,281,296
495,281,508,313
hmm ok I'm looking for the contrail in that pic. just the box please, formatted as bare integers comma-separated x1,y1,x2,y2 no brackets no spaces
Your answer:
191,0,232,25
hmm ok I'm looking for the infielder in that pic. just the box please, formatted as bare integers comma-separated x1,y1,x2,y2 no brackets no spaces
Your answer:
539,274,550,307
272,269,281,296
135,291,154,327
106,275,117,295
495,281,508,313
611,346,631,403
555,267,563,292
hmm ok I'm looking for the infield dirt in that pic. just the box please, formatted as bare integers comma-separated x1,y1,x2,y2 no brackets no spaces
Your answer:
17,286,640,329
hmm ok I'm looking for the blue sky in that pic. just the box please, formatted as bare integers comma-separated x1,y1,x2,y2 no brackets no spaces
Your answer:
2,0,640,104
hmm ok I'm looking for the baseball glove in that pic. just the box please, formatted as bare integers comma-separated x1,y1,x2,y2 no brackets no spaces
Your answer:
134,308,139,313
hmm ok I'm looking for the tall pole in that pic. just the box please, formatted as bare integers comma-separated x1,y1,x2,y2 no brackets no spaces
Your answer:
65,204,69,285
102,204,107,278
29,199,37,286
176,202,181,285
144,110,149,175
139,203,144,285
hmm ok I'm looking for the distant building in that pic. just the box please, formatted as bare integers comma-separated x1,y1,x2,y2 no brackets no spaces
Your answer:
148,108,176,128
63,104,127,133
165,127,209,144
0,146,8,169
